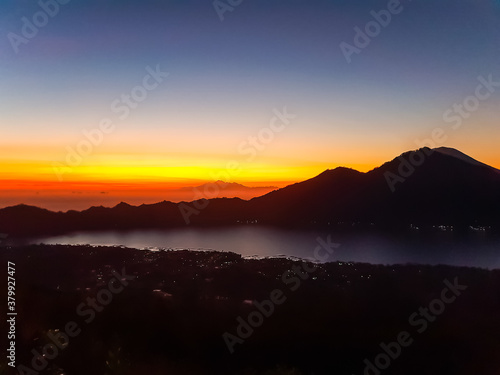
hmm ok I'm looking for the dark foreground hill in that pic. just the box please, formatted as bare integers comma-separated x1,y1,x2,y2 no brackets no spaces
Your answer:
0,245,499,375
1,147,500,236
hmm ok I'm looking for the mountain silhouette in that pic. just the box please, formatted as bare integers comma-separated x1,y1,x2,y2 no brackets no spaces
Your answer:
244,146,500,226
2,147,500,236
179,180,277,192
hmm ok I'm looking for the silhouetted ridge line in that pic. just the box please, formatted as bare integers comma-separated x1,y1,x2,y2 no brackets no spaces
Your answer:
2,147,500,236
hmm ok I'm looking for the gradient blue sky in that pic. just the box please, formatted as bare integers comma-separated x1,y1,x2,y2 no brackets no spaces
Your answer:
1,0,500,188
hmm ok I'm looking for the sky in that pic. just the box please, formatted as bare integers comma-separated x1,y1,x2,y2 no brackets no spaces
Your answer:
1,0,500,210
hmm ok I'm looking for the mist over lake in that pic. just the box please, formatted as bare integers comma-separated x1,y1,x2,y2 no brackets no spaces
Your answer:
31,226,500,269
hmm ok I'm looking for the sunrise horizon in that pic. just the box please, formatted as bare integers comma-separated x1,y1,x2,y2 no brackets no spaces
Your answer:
2,0,500,214
2,144,498,211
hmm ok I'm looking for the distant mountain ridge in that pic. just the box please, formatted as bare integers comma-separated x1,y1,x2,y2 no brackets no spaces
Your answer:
178,181,277,192
2,147,500,236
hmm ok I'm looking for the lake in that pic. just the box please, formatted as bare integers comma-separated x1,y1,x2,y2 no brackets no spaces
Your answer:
28,226,500,269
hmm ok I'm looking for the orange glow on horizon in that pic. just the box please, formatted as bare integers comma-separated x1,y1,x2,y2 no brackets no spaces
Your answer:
2,144,499,212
